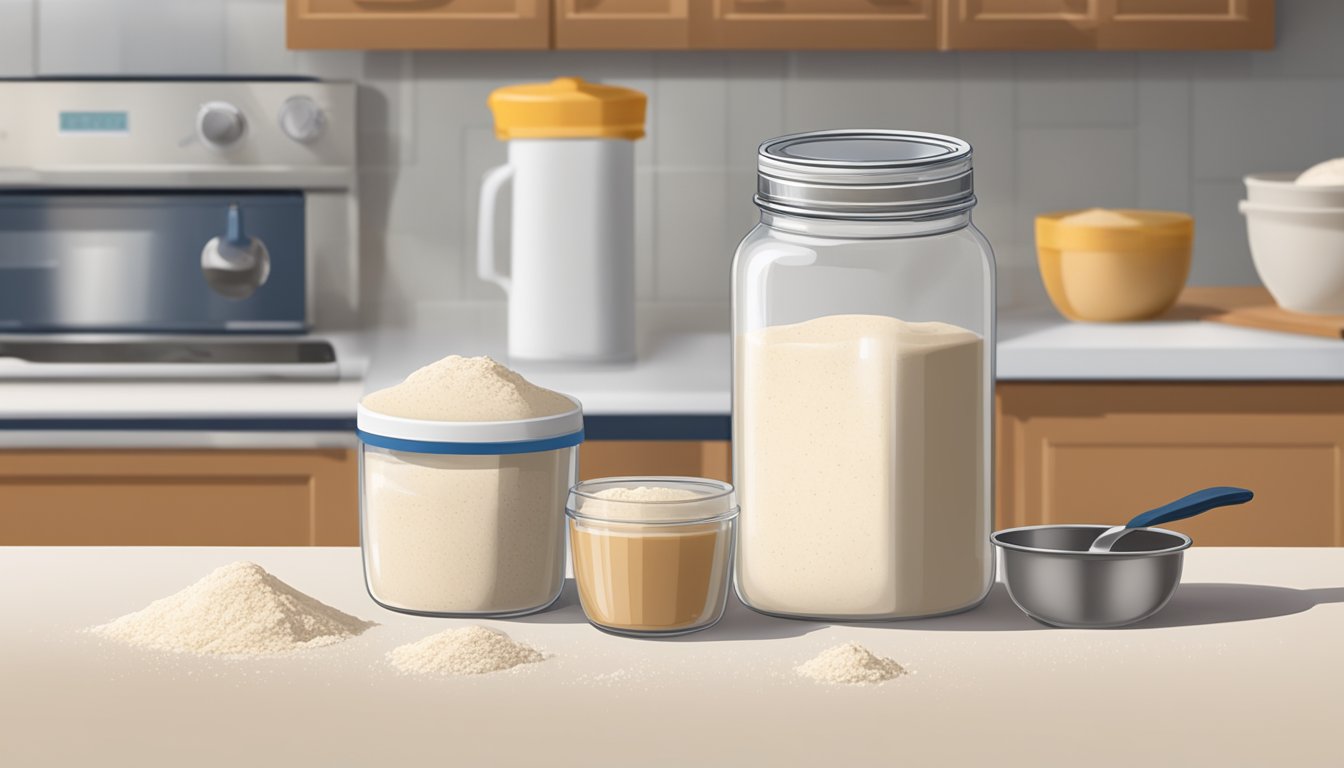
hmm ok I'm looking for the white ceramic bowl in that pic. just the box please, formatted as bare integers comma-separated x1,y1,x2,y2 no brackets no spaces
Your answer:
1239,200,1344,314
1245,173,1344,208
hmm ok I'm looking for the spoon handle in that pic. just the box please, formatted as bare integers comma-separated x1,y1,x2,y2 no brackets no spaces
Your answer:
1125,486,1254,529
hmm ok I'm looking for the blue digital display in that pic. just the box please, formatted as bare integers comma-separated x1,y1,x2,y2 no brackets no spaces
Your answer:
59,111,129,133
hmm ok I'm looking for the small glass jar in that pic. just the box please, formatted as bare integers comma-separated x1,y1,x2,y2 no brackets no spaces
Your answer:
732,130,995,621
567,477,738,636
356,401,583,617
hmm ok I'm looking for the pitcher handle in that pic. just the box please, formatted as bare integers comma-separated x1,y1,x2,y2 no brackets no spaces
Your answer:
477,163,515,295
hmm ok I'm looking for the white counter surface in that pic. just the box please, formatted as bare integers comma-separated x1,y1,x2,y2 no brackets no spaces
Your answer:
0,302,1341,428
2,546,1340,767
997,306,1344,381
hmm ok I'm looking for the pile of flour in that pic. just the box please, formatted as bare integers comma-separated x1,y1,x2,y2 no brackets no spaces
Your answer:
796,643,907,685
90,562,376,657
362,355,574,421
387,626,546,676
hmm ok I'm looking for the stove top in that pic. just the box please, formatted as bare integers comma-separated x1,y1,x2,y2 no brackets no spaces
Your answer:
0,338,339,380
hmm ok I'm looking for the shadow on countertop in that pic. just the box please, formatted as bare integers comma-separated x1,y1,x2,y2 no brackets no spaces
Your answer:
510,580,1344,636
1125,583,1344,630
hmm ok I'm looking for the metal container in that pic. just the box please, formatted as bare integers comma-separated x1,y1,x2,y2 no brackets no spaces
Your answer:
991,524,1191,628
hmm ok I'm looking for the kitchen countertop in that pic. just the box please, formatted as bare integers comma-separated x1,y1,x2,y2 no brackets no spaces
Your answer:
1,298,1342,432
997,305,1344,381
1,546,1339,767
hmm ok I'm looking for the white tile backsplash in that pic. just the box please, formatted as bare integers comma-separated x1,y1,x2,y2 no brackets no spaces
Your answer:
1192,77,1344,183
0,0,34,76
37,0,122,74
1135,71,1191,212
1191,180,1260,287
1015,126,1139,242
12,0,1344,319
1014,52,1138,127
223,0,296,75
654,169,731,301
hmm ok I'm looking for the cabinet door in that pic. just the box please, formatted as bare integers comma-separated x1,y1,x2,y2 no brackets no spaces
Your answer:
287,0,550,50
580,440,732,482
941,0,1274,51
996,383,1344,546
555,0,690,49
940,0,1102,50
690,0,937,50
0,449,359,546
1099,0,1274,50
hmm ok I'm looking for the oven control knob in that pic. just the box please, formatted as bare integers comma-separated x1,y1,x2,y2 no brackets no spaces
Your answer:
197,102,246,148
279,96,325,144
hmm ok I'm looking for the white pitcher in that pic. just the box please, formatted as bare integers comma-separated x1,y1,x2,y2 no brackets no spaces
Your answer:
479,77,646,362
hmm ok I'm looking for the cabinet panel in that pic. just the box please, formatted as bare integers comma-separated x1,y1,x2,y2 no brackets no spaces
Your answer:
690,0,937,50
1101,0,1274,50
287,0,550,50
941,0,1101,50
0,450,359,546
941,0,1273,50
555,0,690,49
997,383,1344,546
580,440,731,482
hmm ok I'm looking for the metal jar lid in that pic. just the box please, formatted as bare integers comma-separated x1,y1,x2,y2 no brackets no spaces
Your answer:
755,129,975,220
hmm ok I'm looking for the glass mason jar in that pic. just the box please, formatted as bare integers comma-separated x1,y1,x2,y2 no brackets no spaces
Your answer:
732,130,995,621
356,401,583,617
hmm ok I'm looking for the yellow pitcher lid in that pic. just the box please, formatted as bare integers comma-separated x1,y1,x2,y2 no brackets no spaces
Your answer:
487,77,647,141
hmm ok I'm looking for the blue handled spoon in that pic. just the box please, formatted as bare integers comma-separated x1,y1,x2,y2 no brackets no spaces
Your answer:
1088,486,1255,553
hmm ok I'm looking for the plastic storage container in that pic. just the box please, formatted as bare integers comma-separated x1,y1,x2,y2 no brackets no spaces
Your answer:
567,477,737,636
732,129,996,621
356,401,583,617
479,77,646,362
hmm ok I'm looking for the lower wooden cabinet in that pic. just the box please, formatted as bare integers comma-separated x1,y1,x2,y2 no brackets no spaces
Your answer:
8,390,1344,548
0,449,359,546
997,383,1344,546
0,441,730,546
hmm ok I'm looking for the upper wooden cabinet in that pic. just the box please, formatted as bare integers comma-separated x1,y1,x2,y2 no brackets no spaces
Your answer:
555,0,690,49
942,0,1275,51
287,0,1274,49
288,0,551,50
688,0,938,50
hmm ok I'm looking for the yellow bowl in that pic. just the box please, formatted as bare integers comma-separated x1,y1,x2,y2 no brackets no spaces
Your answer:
1036,209,1194,322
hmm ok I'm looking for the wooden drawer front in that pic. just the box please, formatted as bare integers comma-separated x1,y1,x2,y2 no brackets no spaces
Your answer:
0,450,358,546
943,0,1273,50
555,0,690,49
580,440,731,482
288,0,550,50
690,0,937,50
997,384,1344,546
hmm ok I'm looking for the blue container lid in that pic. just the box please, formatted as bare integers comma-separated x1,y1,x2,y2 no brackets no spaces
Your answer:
356,397,584,455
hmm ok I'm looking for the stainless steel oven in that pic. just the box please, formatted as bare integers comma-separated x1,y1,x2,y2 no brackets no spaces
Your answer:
0,79,357,379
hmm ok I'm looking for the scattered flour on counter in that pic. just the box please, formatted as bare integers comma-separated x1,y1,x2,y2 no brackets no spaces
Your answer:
796,643,907,685
361,354,575,422
90,561,376,657
387,626,546,676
